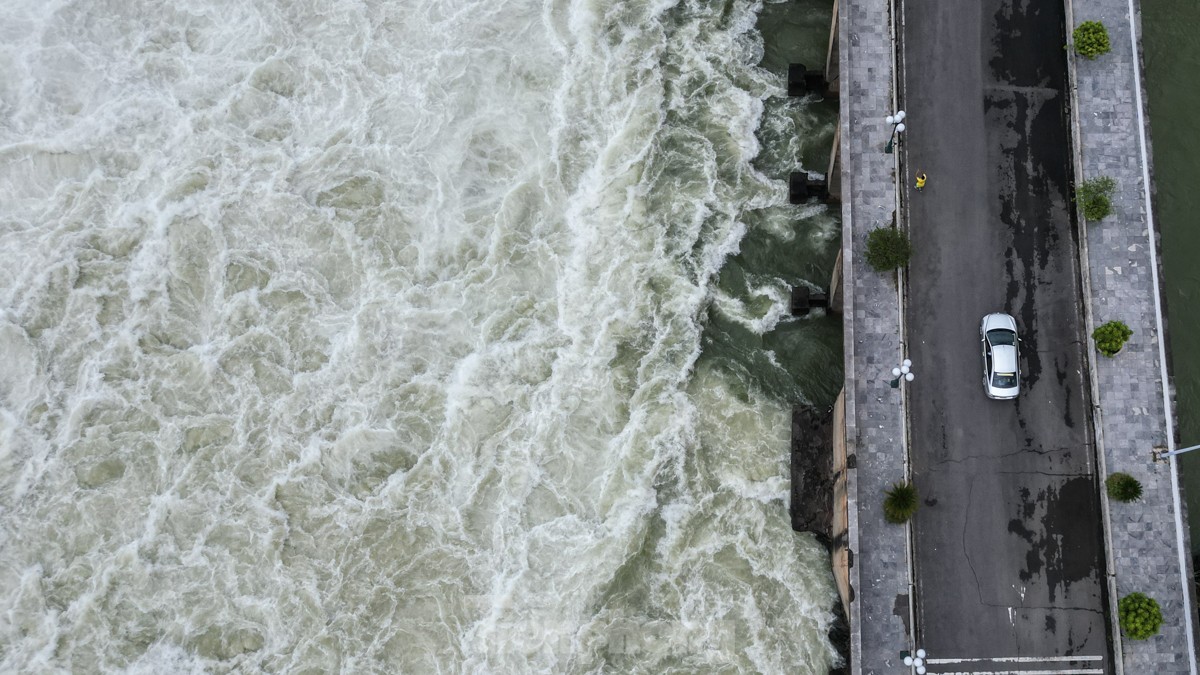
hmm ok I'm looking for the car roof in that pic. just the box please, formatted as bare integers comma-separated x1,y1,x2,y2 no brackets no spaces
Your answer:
982,313,1017,333
993,345,1018,373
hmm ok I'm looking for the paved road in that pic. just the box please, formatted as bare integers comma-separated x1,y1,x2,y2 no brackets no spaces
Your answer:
900,0,1112,670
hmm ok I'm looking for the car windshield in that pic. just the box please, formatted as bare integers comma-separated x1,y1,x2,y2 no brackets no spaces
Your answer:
987,329,1016,346
992,372,1017,388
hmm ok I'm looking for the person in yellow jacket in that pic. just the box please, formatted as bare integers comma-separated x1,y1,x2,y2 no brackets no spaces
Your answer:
915,172,927,191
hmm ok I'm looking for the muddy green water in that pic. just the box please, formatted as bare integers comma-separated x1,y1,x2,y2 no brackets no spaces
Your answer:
0,0,847,671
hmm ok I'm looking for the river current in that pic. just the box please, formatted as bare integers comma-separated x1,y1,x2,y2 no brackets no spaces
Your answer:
0,0,840,672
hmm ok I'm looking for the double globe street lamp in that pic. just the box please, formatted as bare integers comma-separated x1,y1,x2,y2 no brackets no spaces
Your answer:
885,110,906,153
903,648,929,674
890,359,914,388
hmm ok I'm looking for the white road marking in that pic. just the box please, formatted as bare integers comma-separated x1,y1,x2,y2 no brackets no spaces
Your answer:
930,670,1103,675
927,655,1102,663
925,655,1104,675
926,653,1104,662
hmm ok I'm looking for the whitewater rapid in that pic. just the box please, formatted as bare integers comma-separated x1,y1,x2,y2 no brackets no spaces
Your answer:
0,0,840,672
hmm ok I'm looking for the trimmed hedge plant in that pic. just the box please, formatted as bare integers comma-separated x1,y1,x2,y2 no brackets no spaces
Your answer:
1074,21,1111,59
883,481,919,524
1077,176,1116,221
1118,592,1163,640
1106,472,1143,502
1093,320,1133,357
865,227,912,272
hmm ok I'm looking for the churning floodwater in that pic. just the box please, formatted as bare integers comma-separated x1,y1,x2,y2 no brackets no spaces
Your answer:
0,0,842,672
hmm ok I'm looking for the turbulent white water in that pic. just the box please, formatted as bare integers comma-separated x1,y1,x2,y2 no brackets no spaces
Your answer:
0,0,839,672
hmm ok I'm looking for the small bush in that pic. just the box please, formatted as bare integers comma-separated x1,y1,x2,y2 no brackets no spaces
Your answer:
1074,21,1111,59
1093,320,1133,357
883,481,919,524
1106,472,1143,502
865,227,912,272
1077,176,1116,221
1119,592,1163,640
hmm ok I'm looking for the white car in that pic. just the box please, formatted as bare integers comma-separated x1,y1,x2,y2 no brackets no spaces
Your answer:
980,313,1020,399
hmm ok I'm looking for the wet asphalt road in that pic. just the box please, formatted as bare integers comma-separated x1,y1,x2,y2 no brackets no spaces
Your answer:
899,0,1112,669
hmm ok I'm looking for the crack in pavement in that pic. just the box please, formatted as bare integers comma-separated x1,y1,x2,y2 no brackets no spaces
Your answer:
962,474,987,607
932,445,1077,467
969,599,1107,613
993,470,1092,477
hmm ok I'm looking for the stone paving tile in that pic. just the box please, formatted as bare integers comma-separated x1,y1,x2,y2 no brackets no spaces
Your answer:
1062,0,1195,671
840,0,912,672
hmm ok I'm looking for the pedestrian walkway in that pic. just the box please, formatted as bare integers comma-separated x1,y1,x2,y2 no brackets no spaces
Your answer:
1069,0,1198,671
837,0,913,671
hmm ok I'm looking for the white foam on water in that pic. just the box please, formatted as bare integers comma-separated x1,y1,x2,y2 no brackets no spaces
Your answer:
0,0,840,671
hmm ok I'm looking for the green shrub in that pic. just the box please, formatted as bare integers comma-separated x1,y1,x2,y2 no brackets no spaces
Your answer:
1093,320,1133,357
1106,472,1143,502
883,481,919,524
865,227,912,272
1119,593,1163,640
1074,21,1111,59
1077,176,1116,221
